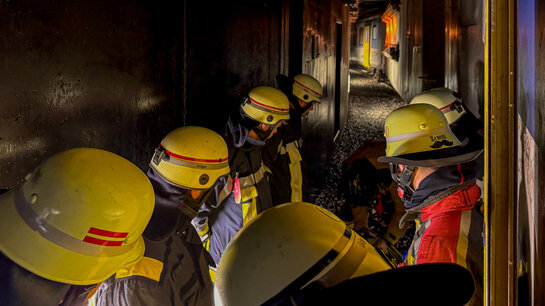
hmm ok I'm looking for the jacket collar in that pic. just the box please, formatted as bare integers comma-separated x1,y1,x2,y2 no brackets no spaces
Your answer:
398,163,479,228
403,163,477,209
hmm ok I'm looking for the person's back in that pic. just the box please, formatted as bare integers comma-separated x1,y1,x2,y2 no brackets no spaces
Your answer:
93,168,215,306
264,74,323,205
193,86,289,270
93,127,230,305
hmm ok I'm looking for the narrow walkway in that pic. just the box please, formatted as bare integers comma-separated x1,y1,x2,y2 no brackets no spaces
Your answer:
315,66,406,212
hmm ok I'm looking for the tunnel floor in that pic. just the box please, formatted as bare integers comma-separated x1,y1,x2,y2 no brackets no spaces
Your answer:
315,65,406,212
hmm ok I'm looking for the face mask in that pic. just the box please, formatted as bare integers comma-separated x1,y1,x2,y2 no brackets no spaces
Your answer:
389,164,416,202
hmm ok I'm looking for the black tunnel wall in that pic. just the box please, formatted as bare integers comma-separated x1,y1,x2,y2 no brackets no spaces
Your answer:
0,0,185,188
184,0,289,133
0,0,350,193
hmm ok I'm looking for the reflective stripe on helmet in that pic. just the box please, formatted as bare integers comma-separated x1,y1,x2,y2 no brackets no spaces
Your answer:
385,126,450,144
14,188,133,257
293,79,322,98
246,97,289,115
164,148,228,164
152,146,228,170
439,102,455,111
163,148,229,170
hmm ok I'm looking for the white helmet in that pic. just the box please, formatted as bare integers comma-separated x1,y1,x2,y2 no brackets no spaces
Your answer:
410,87,466,124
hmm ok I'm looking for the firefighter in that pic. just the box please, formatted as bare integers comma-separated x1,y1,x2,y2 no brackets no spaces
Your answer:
93,127,231,306
377,104,484,304
214,202,475,306
263,74,323,204
192,86,290,276
0,148,155,306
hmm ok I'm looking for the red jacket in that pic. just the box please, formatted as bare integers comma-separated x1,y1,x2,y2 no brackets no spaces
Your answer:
404,184,481,267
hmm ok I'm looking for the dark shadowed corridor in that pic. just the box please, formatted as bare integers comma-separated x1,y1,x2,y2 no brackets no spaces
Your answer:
315,66,405,212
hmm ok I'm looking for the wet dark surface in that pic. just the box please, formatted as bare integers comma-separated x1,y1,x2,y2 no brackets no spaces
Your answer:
313,66,406,211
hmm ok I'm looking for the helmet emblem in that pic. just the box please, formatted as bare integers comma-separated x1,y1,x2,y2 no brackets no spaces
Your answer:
199,174,209,185
430,140,454,149
266,115,274,122
303,94,309,100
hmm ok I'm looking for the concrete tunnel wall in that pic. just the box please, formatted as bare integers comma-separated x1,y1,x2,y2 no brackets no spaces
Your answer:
0,0,351,193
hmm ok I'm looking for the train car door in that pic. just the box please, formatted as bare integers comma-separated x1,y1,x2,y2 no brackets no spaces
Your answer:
363,25,371,68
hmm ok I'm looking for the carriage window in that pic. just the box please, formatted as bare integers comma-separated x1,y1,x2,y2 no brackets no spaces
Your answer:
358,27,364,46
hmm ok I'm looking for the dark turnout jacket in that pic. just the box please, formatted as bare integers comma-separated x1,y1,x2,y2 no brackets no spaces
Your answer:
263,107,304,205
263,74,305,205
193,114,273,267
93,168,214,306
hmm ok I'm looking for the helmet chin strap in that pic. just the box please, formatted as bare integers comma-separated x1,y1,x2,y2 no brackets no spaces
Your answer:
390,164,416,201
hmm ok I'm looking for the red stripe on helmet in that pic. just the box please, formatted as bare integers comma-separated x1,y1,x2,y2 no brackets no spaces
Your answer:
83,236,124,246
294,79,322,97
439,102,455,111
88,227,129,238
164,148,228,164
248,97,289,112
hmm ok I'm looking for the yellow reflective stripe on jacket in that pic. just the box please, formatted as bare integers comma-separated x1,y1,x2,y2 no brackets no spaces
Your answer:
240,185,258,202
198,222,209,237
242,196,258,225
287,148,303,202
456,209,471,268
238,163,271,188
115,256,163,282
406,219,421,265
209,267,217,283
203,236,210,251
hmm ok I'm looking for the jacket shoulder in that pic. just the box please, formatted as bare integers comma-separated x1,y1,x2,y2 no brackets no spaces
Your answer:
93,257,166,306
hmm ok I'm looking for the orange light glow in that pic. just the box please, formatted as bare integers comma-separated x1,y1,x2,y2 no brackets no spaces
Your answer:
381,5,398,47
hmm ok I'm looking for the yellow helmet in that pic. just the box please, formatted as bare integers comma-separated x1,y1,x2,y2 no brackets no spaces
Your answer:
377,104,481,167
410,87,466,124
150,126,230,190
292,74,323,103
0,148,154,285
215,202,392,306
241,86,290,125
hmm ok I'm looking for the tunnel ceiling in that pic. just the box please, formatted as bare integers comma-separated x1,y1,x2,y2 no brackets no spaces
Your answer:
357,0,390,19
